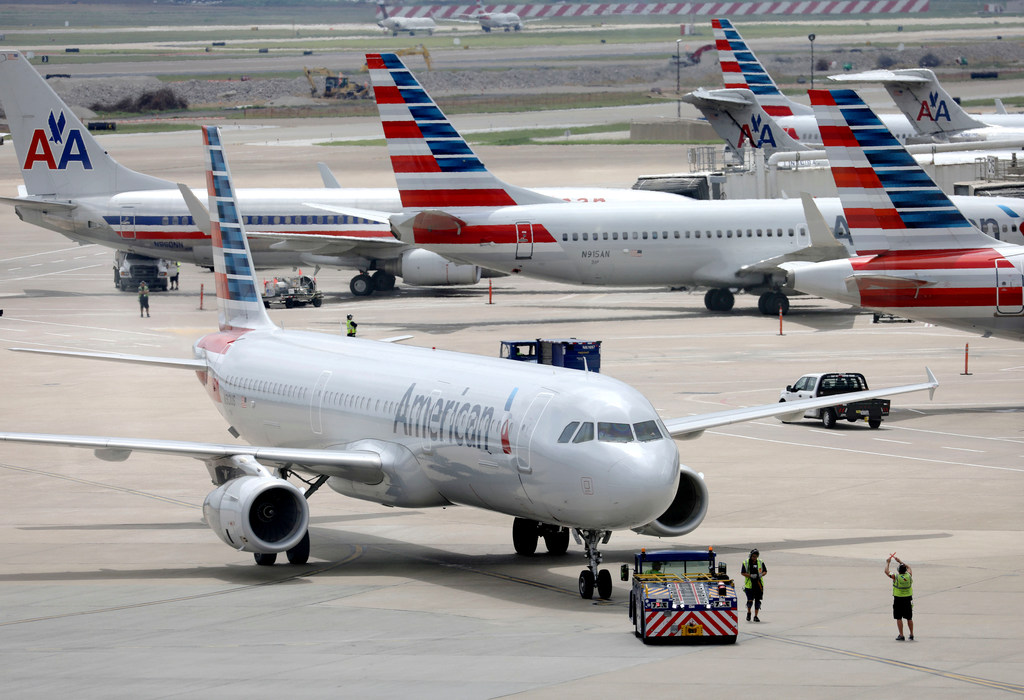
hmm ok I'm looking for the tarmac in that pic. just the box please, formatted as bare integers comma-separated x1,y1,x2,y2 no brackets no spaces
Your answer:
1,123,1023,698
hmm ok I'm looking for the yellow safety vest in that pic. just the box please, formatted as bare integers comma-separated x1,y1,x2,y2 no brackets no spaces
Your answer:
892,573,913,597
743,558,765,589
346,320,356,336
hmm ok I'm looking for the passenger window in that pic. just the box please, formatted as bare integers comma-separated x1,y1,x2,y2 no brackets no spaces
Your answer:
572,422,595,443
572,233,578,241
633,420,664,442
598,422,633,443
558,422,580,443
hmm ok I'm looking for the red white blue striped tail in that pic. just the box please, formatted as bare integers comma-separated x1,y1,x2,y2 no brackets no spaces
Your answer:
711,18,812,118
810,89,994,254
366,52,561,210
201,126,275,332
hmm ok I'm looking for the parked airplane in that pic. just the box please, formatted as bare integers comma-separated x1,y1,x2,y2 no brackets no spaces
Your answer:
367,52,1024,315
711,18,930,145
784,89,1024,342
0,51,678,298
682,87,811,156
0,125,940,599
376,1,436,36
459,5,524,32
829,68,1024,142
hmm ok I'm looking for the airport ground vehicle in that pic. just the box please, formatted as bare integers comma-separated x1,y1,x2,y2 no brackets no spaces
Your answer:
113,251,170,291
500,339,601,372
262,275,324,308
623,548,737,644
779,372,890,429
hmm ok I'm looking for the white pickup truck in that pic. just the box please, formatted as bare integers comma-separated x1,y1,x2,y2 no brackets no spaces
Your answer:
779,372,890,429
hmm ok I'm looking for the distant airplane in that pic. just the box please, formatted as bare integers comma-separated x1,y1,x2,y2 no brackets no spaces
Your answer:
711,18,927,146
0,125,940,599
458,4,524,32
367,52,1024,315
784,89,1024,342
376,1,437,36
828,68,1024,143
0,50,678,297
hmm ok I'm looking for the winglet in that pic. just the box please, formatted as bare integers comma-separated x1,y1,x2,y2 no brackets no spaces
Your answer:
926,367,938,401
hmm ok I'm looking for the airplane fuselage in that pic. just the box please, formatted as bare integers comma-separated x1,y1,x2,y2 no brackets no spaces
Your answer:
195,329,681,530
394,195,1024,290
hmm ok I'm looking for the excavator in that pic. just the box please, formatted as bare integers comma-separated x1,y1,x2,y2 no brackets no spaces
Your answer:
303,68,372,99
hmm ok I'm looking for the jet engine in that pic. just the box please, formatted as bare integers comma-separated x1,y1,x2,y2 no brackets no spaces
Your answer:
631,466,708,537
380,248,481,287
203,475,309,554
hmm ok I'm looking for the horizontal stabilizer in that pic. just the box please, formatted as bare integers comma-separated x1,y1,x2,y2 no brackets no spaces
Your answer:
828,69,931,84
11,347,207,371
0,196,77,213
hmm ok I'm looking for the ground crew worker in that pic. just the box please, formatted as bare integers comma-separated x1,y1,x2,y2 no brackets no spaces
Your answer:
170,261,180,290
138,281,150,317
741,548,766,622
885,553,914,640
345,314,357,337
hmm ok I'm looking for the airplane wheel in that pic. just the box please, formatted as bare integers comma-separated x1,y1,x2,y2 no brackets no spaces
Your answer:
597,569,613,600
253,552,277,566
543,527,570,555
512,517,538,555
822,408,837,429
372,271,396,292
287,531,310,565
350,273,374,297
578,569,595,599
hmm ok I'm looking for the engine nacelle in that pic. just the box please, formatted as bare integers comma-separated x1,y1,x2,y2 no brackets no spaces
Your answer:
380,248,481,287
631,466,708,538
327,439,451,508
203,475,309,554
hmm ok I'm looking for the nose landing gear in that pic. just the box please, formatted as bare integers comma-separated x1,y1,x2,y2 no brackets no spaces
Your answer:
574,528,613,600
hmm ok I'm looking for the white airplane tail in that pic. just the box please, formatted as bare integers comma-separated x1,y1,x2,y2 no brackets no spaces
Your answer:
197,126,276,333
682,87,810,155
810,88,995,254
365,52,561,210
0,51,174,198
829,68,986,138
711,18,813,117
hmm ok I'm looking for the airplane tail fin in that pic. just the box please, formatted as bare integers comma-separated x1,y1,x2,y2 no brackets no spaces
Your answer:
376,1,389,20
196,126,276,332
810,88,994,254
366,52,562,210
683,87,810,155
711,18,813,117
828,68,985,137
0,51,174,198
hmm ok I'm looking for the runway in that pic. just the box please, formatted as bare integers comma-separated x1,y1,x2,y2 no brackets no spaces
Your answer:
0,122,1023,698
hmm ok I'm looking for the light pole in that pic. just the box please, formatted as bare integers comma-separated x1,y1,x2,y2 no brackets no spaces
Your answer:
676,39,682,118
808,33,816,89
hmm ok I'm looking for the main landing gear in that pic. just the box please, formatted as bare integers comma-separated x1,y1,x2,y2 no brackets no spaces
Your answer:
350,270,396,297
512,517,570,556
574,528,613,600
704,287,791,316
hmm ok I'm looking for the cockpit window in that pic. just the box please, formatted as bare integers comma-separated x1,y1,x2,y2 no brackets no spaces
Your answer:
558,421,580,443
572,422,595,443
633,420,664,442
598,422,633,443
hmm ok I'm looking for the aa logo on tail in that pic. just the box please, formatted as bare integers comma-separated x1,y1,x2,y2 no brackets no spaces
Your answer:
737,114,777,148
23,110,93,170
916,91,951,122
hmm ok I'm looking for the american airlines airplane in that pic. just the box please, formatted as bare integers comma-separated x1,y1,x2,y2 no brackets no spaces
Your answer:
0,126,940,600
368,52,1024,315
712,18,928,145
0,51,678,297
376,2,437,36
784,89,1024,343
459,5,524,32
829,68,1024,142
682,87,811,156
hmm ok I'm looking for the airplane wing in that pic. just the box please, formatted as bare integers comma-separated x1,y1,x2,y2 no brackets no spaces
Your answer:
0,432,384,483
663,368,937,440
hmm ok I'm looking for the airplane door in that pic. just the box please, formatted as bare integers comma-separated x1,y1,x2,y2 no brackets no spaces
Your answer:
996,257,1024,314
119,207,136,240
515,222,533,260
309,370,331,435
515,392,553,475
